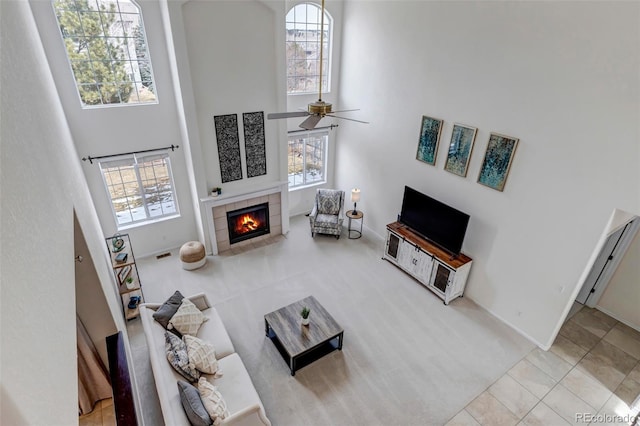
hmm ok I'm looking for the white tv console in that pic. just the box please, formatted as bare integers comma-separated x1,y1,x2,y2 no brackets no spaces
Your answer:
383,222,473,305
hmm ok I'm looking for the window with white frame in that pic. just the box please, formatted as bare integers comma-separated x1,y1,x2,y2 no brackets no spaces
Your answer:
99,153,178,227
52,0,156,107
288,131,328,188
286,2,332,95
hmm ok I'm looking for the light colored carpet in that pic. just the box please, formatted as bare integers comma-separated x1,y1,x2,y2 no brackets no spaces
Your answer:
128,215,534,425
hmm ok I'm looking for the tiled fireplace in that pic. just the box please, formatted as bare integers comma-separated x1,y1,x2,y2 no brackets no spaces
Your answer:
201,182,288,254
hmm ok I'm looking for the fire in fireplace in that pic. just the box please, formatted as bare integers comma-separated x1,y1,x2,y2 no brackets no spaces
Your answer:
226,203,270,244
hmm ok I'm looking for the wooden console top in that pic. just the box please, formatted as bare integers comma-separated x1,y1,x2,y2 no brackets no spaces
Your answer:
387,222,472,269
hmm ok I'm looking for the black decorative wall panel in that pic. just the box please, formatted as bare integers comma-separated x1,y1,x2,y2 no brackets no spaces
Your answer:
214,114,243,183
242,112,267,178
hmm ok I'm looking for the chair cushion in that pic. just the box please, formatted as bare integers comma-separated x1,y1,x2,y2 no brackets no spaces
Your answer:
314,213,339,226
317,189,342,215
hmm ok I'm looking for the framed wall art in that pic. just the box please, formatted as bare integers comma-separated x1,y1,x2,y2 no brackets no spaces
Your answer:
242,111,267,178
444,123,477,177
214,114,243,183
416,115,443,166
477,133,519,192
117,265,132,285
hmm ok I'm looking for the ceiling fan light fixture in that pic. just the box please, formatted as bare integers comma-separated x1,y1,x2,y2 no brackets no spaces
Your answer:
307,101,332,116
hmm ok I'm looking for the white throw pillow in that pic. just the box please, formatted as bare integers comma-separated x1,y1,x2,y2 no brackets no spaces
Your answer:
198,377,230,425
168,298,208,336
183,334,221,376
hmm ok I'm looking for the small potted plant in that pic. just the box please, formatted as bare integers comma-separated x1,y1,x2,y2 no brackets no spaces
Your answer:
125,276,135,290
211,187,222,197
300,306,311,326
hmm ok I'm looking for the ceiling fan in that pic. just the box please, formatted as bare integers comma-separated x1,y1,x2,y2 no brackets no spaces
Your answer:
267,0,368,131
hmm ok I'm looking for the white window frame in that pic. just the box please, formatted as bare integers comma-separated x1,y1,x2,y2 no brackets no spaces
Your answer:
285,2,333,95
288,130,328,190
52,0,158,108
99,152,179,228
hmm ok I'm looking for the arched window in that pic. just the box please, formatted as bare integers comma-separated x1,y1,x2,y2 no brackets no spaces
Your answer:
286,2,332,95
53,0,157,107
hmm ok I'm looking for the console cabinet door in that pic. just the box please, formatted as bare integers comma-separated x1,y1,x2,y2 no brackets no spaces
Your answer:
385,231,402,262
401,244,433,284
430,262,454,297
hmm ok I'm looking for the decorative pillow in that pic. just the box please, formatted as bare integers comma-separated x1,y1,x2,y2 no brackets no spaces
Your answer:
169,298,209,336
165,331,200,382
317,189,342,215
177,380,212,426
183,335,221,376
153,290,185,329
198,377,230,425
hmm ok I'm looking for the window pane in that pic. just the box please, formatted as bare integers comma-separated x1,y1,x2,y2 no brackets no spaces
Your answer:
285,3,331,95
53,0,157,108
100,154,178,227
288,132,327,189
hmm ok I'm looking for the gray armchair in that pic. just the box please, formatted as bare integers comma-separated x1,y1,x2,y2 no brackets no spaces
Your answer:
309,189,345,239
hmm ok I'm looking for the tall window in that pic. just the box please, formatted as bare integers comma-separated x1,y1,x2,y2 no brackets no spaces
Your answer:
99,153,178,227
286,3,332,95
288,131,328,188
53,0,156,107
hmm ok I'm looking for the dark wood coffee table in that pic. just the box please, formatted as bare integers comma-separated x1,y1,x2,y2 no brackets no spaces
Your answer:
264,296,343,376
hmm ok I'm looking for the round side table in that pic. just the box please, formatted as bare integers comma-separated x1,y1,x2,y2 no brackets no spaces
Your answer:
346,210,363,239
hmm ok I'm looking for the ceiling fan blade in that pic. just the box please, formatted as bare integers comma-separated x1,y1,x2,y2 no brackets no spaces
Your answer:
325,114,369,124
299,115,323,130
331,109,359,113
267,111,310,119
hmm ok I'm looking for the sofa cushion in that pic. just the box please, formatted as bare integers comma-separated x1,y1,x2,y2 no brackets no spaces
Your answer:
153,290,185,329
198,377,229,425
184,335,220,375
177,380,212,426
166,331,200,382
213,353,266,416
169,298,208,336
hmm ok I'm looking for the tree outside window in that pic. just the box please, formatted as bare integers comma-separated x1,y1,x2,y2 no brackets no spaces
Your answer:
53,0,156,107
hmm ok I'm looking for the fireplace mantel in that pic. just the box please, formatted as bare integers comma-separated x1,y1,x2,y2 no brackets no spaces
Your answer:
200,181,289,255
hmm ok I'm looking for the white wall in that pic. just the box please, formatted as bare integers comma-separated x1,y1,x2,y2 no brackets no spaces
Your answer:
30,0,198,256
598,230,640,329
1,1,133,423
179,0,282,197
75,214,118,367
336,1,640,348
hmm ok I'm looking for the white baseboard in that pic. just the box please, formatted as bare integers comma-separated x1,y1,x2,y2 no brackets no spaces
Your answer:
595,305,640,332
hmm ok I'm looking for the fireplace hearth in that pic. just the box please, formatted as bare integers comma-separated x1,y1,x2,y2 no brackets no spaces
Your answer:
227,203,270,244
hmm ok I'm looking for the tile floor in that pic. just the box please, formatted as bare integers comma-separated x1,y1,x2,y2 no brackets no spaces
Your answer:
78,398,115,426
446,304,640,426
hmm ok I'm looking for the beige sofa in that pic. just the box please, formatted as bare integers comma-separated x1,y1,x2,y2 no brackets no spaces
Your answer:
140,293,271,426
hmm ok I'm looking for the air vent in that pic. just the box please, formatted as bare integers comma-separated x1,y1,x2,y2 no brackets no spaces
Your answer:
156,252,171,259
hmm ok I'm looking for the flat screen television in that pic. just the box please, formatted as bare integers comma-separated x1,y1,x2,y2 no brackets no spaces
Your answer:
399,186,469,256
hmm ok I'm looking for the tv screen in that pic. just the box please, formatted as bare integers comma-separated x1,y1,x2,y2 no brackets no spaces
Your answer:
400,186,469,256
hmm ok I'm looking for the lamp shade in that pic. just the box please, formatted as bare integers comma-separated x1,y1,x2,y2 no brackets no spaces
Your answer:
351,188,361,203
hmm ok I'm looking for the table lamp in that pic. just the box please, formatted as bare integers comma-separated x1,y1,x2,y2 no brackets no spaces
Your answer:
351,188,361,215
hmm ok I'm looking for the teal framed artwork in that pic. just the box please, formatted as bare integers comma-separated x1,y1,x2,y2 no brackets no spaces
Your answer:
416,115,443,166
477,133,519,192
444,123,477,177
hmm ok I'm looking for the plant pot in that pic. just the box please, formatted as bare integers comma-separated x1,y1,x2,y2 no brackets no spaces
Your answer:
301,317,310,326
